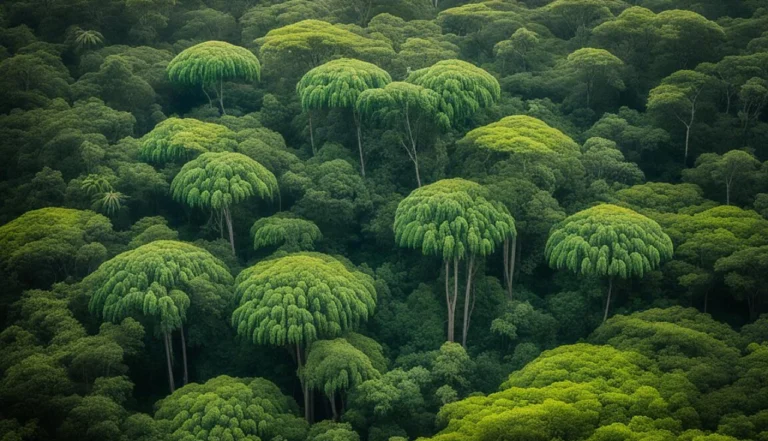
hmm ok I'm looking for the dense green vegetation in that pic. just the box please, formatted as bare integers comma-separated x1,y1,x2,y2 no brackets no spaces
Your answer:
0,1,767,440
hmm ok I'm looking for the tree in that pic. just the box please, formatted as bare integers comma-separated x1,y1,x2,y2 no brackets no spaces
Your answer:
394,178,515,346
565,48,625,109
545,204,674,322
296,58,391,175
652,10,725,72
494,27,540,74
0,208,113,288
167,41,261,115
139,117,238,165
231,252,377,421
170,151,278,255
615,182,713,215
406,59,500,127
682,150,762,206
72,28,105,51
647,70,713,165
256,20,395,71
356,81,449,187
738,77,768,136
715,246,768,320
250,212,322,252
85,240,233,393
580,137,644,185
302,338,381,420
154,375,307,441
592,6,657,67
539,0,625,39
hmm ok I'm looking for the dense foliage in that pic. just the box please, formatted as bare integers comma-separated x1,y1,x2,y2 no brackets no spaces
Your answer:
1,1,768,441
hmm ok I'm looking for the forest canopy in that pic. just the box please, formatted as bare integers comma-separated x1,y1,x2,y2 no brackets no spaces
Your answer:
1,1,767,441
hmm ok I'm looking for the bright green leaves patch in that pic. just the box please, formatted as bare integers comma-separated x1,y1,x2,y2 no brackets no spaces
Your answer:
231,253,376,347
167,41,261,87
139,117,238,164
297,58,392,111
545,204,673,280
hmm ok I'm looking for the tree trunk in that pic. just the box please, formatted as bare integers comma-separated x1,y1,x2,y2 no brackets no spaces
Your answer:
461,255,476,348
218,77,226,115
330,394,338,421
503,236,517,299
354,111,365,177
308,111,316,155
223,206,235,255
180,326,189,386
296,343,311,422
202,84,213,109
603,278,613,323
725,179,731,206
163,332,175,393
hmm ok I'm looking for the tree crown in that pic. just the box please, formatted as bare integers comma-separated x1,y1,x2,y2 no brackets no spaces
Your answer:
167,40,261,86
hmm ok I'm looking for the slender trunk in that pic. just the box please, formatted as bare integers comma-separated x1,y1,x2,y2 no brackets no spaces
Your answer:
413,151,422,188
202,84,213,109
603,278,613,323
503,236,517,299
308,111,316,155
330,394,338,421
404,107,422,187
684,123,691,166
726,179,731,206
445,260,451,342
180,326,189,386
163,332,175,393
296,343,311,422
354,112,365,177
223,206,235,255
461,256,475,348
218,77,226,115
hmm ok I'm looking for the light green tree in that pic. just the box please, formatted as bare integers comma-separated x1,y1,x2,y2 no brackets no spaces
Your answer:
170,151,278,255
647,70,713,164
85,240,233,393
231,252,377,421
167,41,261,114
296,58,391,175
494,27,540,74
250,213,322,252
394,178,515,346
302,338,381,420
139,117,238,165
356,81,449,187
406,59,500,127
545,204,674,322
565,47,625,109
154,375,308,441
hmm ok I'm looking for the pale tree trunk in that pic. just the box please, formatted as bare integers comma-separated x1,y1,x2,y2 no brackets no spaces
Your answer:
445,259,460,342
353,111,365,177
308,111,316,155
218,77,226,115
461,255,476,348
223,206,235,255
296,343,311,422
603,277,614,323
180,326,189,386
402,105,422,187
330,394,338,421
502,236,517,299
725,176,732,206
202,84,213,109
163,332,175,393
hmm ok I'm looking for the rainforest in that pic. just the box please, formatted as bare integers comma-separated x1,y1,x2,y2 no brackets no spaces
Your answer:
1,0,767,440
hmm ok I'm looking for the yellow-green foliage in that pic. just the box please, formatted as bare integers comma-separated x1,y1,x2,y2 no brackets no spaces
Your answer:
343,331,388,374
231,252,377,347
406,59,500,125
154,375,307,441
139,117,238,164
167,41,261,86
0,207,111,271
250,213,322,252
86,240,233,334
460,115,581,159
422,344,682,441
256,20,395,67
297,58,391,111
302,338,381,399
545,204,673,280
394,178,516,261
438,1,523,34
171,152,278,212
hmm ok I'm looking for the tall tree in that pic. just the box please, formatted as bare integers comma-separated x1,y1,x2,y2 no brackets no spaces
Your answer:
296,58,391,175
301,338,380,420
406,59,500,128
167,41,261,115
85,240,233,393
356,81,449,187
716,246,768,320
565,48,625,109
231,252,377,421
170,152,278,255
682,150,762,206
647,70,713,165
545,204,674,322
394,178,515,346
